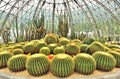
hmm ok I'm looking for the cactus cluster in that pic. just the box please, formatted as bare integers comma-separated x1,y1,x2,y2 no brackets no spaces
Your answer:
0,51,12,68
36,41,47,52
12,49,24,55
107,51,120,68
7,54,27,72
86,42,109,55
66,42,80,55
50,54,74,77
48,43,58,54
39,47,50,55
26,54,50,76
74,53,96,75
53,46,65,55
92,51,116,71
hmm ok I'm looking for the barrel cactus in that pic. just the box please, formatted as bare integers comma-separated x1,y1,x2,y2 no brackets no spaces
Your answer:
39,47,50,55
107,51,120,68
74,53,96,75
59,37,70,46
12,49,24,55
53,46,65,55
80,44,88,53
50,54,74,77
26,54,50,76
86,41,109,55
71,39,82,47
36,42,47,52
13,45,23,49
48,43,58,54
44,33,58,44
23,43,36,54
92,51,116,71
0,51,12,68
66,42,80,55
7,54,27,72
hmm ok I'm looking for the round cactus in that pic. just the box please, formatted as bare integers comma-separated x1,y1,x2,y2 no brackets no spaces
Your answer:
53,46,65,55
74,53,96,75
7,54,27,72
0,51,12,68
44,33,58,44
26,54,50,76
39,47,50,55
36,42,47,52
71,39,82,47
23,43,36,54
107,51,120,68
80,44,88,53
86,41,109,55
92,51,116,71
66,42,80,55
59,37,70,46
50,54,74,77
12,49,24,55
48,43,58,54
13,45,23,49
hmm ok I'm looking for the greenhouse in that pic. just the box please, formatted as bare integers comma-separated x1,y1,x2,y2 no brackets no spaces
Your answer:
0,0,120,79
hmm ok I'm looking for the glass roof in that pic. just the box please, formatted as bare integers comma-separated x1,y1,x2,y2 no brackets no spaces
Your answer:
0,0,119,35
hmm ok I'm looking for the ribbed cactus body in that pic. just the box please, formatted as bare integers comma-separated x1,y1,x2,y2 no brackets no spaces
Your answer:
86,42,109,55
53,46,65,54
50,54,74,77
80,44,88,53
59,37,70,46
23,43,36,54
36,42,47,52
92,51,116,71
12,49,24,55
26,54,50,76
0,51,12,68
107,51,120,68
39,47,50,55
44,33,58,44
48,44,58,54
74,53,96,75
66,42,80,55
7,54,27,72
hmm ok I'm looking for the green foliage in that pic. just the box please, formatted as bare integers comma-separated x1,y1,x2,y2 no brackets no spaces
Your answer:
83,38,95,45
26,54,49,76
50,54,74,77
74,53,96,75
92,51,116,71
7,54,27,72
